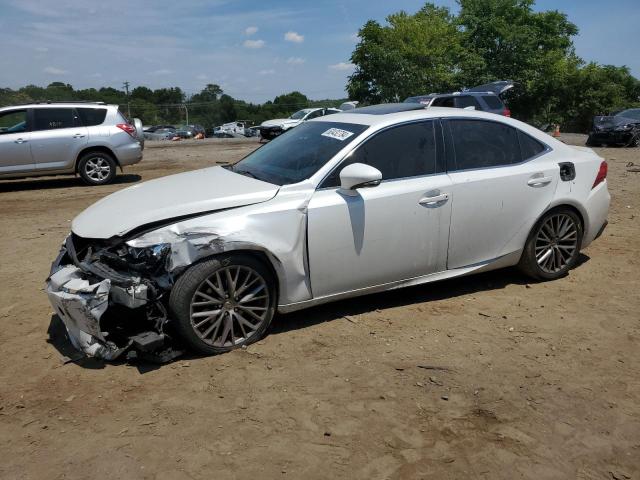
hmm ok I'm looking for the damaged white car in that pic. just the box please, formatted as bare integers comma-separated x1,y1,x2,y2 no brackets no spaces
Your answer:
47,103,610,361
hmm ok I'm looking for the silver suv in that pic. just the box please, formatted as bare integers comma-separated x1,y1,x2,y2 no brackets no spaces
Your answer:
0,102,144,185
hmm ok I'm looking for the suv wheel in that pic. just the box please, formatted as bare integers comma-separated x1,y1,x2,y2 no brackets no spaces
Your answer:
78,152,117,185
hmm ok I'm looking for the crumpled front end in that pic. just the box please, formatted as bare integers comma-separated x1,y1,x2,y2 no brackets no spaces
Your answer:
46,234,174,361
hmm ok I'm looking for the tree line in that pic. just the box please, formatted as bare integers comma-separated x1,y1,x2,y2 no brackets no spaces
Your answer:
348,0,640,132
0,83,346,127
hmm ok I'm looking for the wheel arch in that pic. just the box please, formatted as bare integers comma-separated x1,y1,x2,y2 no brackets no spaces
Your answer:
176,248,283,305
75,145,120,173
544,200,588,237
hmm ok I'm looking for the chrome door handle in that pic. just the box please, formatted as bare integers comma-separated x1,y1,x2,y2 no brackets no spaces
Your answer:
14,138,27,144
72,133,85,139
527,176,552,187
419,193,449,207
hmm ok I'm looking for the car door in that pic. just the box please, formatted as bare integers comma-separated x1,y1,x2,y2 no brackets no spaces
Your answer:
307,120,453,298
444,118,557,269
0,109,34,174
30,107,88,171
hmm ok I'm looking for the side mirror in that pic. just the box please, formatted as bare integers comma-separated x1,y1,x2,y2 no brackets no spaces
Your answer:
339,163,382,194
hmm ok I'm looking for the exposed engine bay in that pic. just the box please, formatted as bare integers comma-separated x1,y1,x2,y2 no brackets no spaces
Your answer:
47,234,182,362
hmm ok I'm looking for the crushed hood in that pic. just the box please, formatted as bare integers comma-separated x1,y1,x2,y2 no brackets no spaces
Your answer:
72,166,279,239
593,115,639,130
261,118,301,129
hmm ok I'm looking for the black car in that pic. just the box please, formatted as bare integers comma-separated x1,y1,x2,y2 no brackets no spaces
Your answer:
404,80,514,117
175,124,206,139
587,109,640,147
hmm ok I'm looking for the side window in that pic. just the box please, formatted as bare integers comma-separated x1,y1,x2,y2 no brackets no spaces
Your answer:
455,96,481,110
321,121,437,188
482,95,504,110
0,110,28,135
448,119,521,170
33,108,77,131
77,108,107,126
518,130,546,160
432,97,454,108
306,110,324,120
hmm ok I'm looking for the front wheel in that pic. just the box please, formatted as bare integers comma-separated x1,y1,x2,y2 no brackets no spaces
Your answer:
518,207,583,281
169,254,276,355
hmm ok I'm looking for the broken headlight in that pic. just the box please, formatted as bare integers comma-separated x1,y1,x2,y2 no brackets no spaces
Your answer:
125,243,171,269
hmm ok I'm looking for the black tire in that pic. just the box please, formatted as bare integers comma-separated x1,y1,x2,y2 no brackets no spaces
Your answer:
518,207,583,281
169,254,276,355
78,151,117,185
585,135,596,147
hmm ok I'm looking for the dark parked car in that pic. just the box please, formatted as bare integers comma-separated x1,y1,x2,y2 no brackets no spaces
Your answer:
404,80,513,117
175,124,206,139
143,124,175,133
587,109,640,147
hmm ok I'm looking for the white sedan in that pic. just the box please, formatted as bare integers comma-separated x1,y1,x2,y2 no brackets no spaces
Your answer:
47,104,610,360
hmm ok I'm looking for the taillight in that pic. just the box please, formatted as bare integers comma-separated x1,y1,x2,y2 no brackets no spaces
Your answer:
503,108,511,117
117,123,136,137
592,161,607,189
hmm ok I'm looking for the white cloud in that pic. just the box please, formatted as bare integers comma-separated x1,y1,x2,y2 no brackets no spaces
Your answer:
284,31,304,43
35,46,49,52
350,33,359,42
328,62,355,71
286,57,305,65
244,26,258,36
259,69,275,75
43,66,68,75
243,39,265,49
150,68,172,75
196,73,207,80
89,72,102,78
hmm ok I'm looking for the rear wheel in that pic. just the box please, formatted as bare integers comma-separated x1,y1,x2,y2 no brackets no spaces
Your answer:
78,152,117,185
518,207,583,280
169,254,276,355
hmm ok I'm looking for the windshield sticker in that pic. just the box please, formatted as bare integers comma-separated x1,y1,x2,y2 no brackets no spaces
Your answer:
321,128,355,141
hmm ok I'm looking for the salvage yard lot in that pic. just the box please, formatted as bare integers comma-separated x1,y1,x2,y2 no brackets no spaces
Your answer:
0,137,639,479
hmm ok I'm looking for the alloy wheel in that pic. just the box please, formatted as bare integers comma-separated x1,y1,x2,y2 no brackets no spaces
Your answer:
535,213,579,274
84,156,112,182
189,265,270,347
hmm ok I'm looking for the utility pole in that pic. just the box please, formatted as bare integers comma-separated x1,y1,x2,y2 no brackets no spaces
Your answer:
123,81,131,118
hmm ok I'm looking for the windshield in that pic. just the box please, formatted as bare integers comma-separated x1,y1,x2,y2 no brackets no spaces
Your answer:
289,109,310,120
618,109,640,120
231,121,368,185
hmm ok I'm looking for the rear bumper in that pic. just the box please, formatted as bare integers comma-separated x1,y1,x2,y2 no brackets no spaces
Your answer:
115,142,143,166
582,181,610,248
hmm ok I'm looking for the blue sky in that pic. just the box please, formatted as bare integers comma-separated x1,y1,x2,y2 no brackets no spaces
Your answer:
0,0,637,102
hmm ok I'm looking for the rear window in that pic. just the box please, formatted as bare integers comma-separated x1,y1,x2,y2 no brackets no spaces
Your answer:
432,96,455,108
33,108,78,131
77,108,107,126
482,95,504,110
448,119,521,170
456,96,482,109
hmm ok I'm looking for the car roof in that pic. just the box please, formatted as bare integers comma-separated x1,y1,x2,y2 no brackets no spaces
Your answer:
348,103,427,115
0,102,115,110
308,105,567,149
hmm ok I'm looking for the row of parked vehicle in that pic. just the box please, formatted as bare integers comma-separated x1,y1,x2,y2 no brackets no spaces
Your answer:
143,124,206,141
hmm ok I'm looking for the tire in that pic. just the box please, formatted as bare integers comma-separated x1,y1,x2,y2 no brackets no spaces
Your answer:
78,151,117,185
169,254,277,355
518,207,583,281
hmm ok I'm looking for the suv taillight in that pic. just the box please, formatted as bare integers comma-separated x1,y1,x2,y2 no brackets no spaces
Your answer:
503,108,511,117
117,123,136,137
592,161,607,189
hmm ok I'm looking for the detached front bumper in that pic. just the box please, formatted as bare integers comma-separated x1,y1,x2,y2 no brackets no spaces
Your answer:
259,126,284,140
46,237,171,361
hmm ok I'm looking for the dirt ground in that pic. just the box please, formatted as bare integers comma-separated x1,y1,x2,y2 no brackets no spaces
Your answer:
0,135,639,479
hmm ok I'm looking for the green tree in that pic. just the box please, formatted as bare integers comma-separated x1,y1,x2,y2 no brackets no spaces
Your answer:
348,5,476,102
